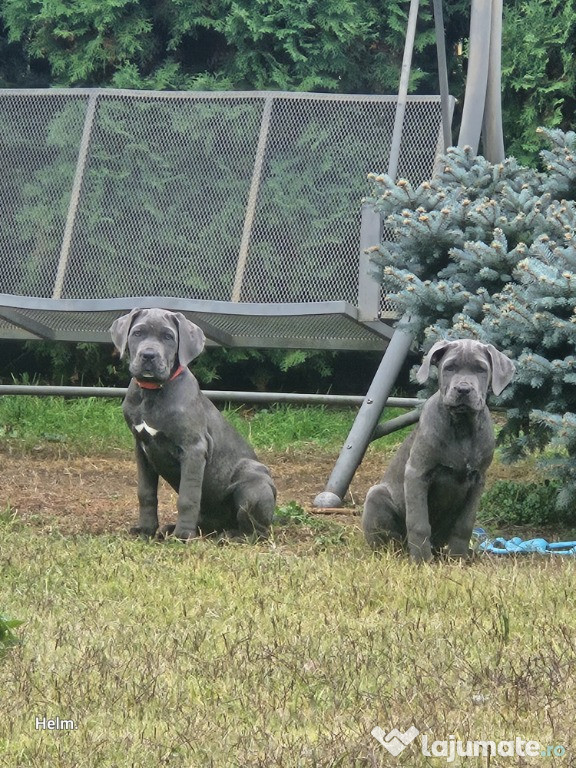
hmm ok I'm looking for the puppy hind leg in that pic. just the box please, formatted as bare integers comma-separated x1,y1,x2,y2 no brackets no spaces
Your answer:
362,483,405,550
228,460,276,540
234,484,276,539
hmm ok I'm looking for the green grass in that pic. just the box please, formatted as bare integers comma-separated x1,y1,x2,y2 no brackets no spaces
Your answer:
0,396,411,455
225,404,411,453
1,520,575,767
1,396,574,766
0,396,132,454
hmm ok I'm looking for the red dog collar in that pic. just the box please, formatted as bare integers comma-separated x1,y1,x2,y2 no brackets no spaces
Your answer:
135,364,185,390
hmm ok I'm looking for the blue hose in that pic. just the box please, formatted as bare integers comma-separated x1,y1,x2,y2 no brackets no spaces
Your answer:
475,531,576,556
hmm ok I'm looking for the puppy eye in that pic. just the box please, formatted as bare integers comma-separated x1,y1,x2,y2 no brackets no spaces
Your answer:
131,329,142,337
163,332,175,341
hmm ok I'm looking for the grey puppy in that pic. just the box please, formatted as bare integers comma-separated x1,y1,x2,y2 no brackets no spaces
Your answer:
110,308,276,541
362,339,515,562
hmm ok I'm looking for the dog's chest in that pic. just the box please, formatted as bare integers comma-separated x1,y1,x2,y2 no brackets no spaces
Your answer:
131,421,183,489
127,404,181,467
131,418,175,456
133,420,160,438
435,413,494,477
432,460,482,487
436,437,489,482
129,402,163,442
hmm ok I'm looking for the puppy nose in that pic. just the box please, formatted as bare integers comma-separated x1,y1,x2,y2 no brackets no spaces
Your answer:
140,350,157,361
455,382,472,394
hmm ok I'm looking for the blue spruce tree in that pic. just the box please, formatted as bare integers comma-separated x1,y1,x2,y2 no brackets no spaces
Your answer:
368,129,576,512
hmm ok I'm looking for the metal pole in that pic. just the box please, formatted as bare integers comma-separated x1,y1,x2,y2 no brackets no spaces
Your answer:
357,202,383,321
231,95,273,302
53,93,99,299
457,0,492,153
432,0,452,151
387,0,420,179
314,0,425,508
370,407,420,441
314,315,414,508
482,0,505,162
0,384,424,408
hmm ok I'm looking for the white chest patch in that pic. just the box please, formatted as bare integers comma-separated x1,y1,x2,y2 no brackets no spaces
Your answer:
134,421,159,437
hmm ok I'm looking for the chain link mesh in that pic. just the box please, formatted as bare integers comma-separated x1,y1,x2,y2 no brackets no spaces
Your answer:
0,92,89,298
0,90,445,308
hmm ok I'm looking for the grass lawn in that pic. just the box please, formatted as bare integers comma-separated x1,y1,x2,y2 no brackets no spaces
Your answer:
0,396,412,456
0,398,574,766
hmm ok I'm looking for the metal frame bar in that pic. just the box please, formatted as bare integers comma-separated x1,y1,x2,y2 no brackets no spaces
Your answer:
0,383,425,442
457,0,492,153
387,0,420,180
0,87,447,104
357,203,383,322
432,0,452,152
371,408,421,440
314,314,414,507
232,95,274,302
0,298,395,348
0,294,396,347
457,0,505,161
52,92,98,299
483,0,505,162
0,309,55,339
0,385,424,408
0,293,382,318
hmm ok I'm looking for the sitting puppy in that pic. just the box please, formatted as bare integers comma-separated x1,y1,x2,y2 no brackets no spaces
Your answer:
110,308,276,540
362,339,515,562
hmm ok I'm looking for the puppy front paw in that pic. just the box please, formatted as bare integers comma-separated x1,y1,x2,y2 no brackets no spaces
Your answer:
156,524,176,539
166,525,198,542
408,543,433,563
129,525,158,539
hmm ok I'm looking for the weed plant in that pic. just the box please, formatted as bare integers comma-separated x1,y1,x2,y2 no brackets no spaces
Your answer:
0,614,22,657
479,479,569,527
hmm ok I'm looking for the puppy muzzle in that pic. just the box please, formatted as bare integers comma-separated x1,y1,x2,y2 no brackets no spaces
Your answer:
443,382,484,412
130,347,171,381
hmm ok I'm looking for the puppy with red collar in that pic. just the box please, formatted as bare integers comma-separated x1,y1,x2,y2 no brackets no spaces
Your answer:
111,307,276,541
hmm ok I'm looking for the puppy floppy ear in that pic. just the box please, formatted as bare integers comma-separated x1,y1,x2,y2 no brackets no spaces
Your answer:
485,344,515,395
110,309,143,358
172,313,206,367
416,339,453,384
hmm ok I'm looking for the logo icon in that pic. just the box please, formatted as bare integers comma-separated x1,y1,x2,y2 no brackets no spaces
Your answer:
371,725,420,756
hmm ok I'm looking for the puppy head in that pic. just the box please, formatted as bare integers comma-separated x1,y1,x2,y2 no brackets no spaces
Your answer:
110,308,205,382
416,339,515,412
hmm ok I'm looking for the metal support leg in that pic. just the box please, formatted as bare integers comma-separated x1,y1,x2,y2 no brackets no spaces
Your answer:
483,0,505,162
432,0,452,152
314,318,414,508
387,0,420,180
457,0,492,154
370,408,420,441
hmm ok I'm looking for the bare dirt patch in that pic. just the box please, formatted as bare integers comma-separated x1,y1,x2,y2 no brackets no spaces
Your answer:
2,446,538,537
2,448,383,536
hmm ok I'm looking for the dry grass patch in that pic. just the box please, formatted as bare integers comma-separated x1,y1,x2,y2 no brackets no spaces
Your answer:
1,517,575,767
